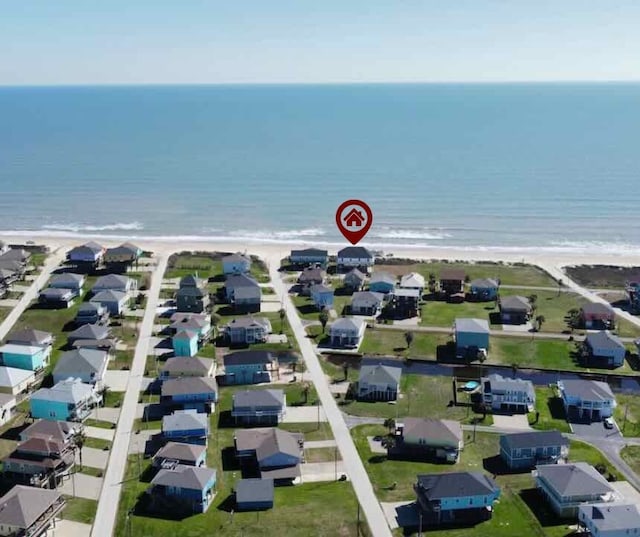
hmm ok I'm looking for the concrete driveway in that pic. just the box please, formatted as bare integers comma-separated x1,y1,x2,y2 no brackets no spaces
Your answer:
570,420,622,440
51,519,93,537
85,426,115,441
89,407,120,424
103,370,130,391
60,473,104,500
81,447,110,470
283,406,328,423
492,414,531,430
128,430,161,454
302,461,346,482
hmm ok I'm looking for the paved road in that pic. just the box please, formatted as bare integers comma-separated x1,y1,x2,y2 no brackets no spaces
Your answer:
0,250,64,340
268,254,393,537
92,255,167,537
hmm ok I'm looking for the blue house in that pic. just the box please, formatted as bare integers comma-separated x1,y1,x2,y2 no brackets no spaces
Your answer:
222,254,251,275
149,464,216,514
223,351,275,385
162,409,209,445
49,273,85,294
557,379,616,422
583,331,626,368
30,379,100,422
453,318,490,358
160,377,218,413
0,344,48,371
469,278,499,301
414,472,500,526
236,478,274,511
369,272,396,294
500,431,569,470
173,330,199,357
289,248,328,267
310,284,334,310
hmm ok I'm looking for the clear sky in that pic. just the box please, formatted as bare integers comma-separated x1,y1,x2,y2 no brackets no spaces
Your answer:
2,0,640,85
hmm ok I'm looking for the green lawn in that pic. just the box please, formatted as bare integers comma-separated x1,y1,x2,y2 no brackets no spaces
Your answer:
620,445,640,476
343,373,491,425
375,261,558,287
614,393,640,437
529,386,571,433
353,427,572,537
164,253,223,280
83,437,111,450
0,307,10,323
569,440,622,480
279,421,335,441
62,497,98,524
360,329,450,358
421,300,499,328
78,465,104,478
84,418,116,429
305,446,341,463
104,390,125,407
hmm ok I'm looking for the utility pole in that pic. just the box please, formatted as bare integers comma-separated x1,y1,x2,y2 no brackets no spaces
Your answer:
334,446,338,481
623,404,629,433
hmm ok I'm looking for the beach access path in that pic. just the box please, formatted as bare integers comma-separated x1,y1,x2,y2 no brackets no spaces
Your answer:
269,254,393,537
91,254,167,537
0,250,64,341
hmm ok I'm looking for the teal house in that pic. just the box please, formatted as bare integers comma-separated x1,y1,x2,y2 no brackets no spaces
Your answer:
223,350,275,385
453,318,490,358
0,344,49,372
173,330,199,357
30,379,99,422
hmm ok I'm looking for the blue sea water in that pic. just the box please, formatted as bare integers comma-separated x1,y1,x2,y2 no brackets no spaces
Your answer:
0,83,639,253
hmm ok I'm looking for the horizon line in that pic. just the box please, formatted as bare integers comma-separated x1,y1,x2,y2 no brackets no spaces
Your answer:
1,79,640,89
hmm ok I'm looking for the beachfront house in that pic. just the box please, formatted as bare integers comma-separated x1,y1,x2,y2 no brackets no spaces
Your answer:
92,273,136,294
160,377,218,413
453,318,490,359
469,278,500,301
0,344,48,372
390,287,421,318
38,287,75,308
329,317,366,349
0,366,35,396
75,302,109,326
224,274,261,313
439,269,466,298
578,503,640,537
234,428,303,484
0,486,65,537
223,316,272,345
399,272,425,294
350,291,384,316
48,273,85,294
579,303,616,330
223,350,276,385
90,289,128,315
414,472,500,526
162,409,209,445
336,246,374,272
103,242,142,269
148,464,217,514
310,284,334,310
223,254,251,275
583,331,626,368
394,418,463,463
344,268,366,291
357,364,402,401
67,323,111,346
499,295,532,324
52,348,109,386
172,330,199,357
235,478,275,511
231,389,286,425
66,241,105,270
534,462,617,518
479,374,535,413
30,379,101,422
369,272,396,294
499,431,569,470
0,394,17,427
177,275,210,314
152,442,207,469
289,248,328,267
557,379,616,422
159,357,216,380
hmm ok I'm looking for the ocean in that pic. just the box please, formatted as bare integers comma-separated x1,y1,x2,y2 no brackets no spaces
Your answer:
1,83,639,254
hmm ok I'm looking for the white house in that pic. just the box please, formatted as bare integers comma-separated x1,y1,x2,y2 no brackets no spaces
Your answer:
329,317,366,349
0,393,17,426
0,366,35,396
399,272,425,293
357,364,402,401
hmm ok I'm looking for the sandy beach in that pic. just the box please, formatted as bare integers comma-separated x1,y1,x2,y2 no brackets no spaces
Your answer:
2,232,639,269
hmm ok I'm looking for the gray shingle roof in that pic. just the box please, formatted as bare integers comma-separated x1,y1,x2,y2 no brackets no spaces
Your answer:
6,328,52,346
151,464,215,490
500,295,531,312
337,247,373,259
160,357,214,376
454,318,490,334
179,274,204,288
223,350,273,367
351,291,384,308
416,472,498,499
233,389,284,408
290,248,327,257
484,374,534,396
369,272,396,285
154,442,206,463
585,331,625,351
90,290,127,303
32,379,96,405
359,364,402,385
470,278,499,289
402,418,462,444
161,377,217,397
236,478,274,504
0,485,62,529
162,410,208,432
536,462,613,497
225,274,259,289
330,317,365,332
53,348,108,378
92,273,130,290
224,316,270,330
440,269,466,281
581,302,615,316
223,254,250,263
559,379,615,402
68,324,110,341
579,503,640,532
39,287,74,300
501,431,568,450
49,273,84,286
234,428,302,463
20,420,78,443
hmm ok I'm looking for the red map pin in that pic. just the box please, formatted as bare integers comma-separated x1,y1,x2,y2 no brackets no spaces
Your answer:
336,199,373,245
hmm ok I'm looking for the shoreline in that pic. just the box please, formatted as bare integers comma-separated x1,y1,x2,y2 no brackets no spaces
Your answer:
2,232,640,269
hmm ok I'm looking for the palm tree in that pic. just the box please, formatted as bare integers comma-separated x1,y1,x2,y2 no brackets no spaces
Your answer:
302,382,311,405
428,273,437,294
342,362,349,381
278,308,286,335
567,308,581,331
383,418,396,433
557,278,563,297
73,430,86,470
527,294,538,313
404,331,414,350
381,434,396,453
535,315,546,332
319,309,329,333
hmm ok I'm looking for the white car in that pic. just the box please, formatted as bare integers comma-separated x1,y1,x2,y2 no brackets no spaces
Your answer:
603,417,615,429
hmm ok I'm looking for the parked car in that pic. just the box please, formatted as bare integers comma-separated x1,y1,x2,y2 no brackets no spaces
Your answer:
603,417,614,429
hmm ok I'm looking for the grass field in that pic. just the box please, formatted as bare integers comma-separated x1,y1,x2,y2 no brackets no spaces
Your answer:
374,261,558,287
614,393,640,437
530,386,571,433
620,445,640,476
0,307,9,324
62,497,98,525
165,252,270,283
291,294,351,320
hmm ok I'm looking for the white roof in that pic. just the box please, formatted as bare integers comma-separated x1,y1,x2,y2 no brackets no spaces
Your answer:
0,344,43,355
0,366,35,388
330,317,365,331
400,272,425,287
